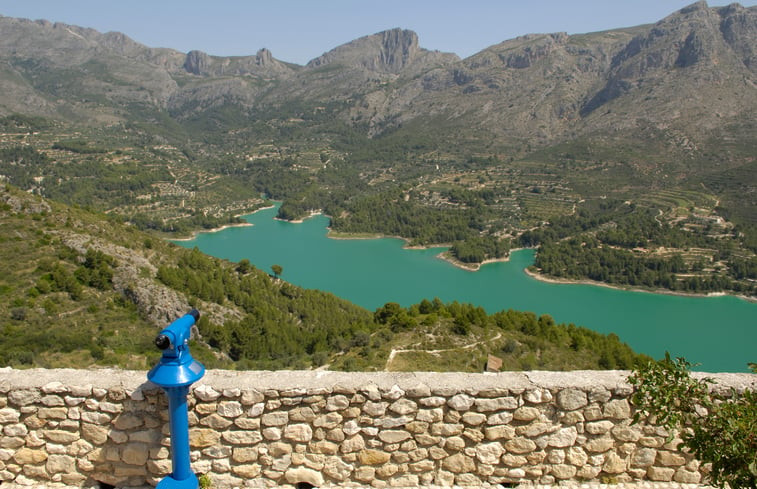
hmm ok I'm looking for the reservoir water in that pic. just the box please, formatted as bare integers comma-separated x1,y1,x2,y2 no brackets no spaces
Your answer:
177,205,756,372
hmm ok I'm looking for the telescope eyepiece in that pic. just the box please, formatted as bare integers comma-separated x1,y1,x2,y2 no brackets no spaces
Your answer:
155,334,171,350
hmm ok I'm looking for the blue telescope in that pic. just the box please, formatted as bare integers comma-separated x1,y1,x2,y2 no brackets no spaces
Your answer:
148,309,205,489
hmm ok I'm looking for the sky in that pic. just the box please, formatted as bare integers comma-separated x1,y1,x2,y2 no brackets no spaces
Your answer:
0,1,755,65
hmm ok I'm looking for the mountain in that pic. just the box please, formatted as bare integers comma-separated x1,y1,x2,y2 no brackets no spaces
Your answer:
0,2,753,142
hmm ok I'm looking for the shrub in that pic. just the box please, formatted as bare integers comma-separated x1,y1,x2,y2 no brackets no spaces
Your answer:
628,353,757,489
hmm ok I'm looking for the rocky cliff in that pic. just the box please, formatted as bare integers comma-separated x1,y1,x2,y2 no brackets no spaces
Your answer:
0,2,754,145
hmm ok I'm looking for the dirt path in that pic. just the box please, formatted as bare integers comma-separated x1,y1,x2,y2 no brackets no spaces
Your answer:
385,332,502,370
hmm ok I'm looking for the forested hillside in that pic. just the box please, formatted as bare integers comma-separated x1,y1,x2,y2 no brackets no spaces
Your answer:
0,185,646,371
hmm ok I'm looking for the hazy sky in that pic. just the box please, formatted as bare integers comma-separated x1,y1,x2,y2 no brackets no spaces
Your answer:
0,1,754,65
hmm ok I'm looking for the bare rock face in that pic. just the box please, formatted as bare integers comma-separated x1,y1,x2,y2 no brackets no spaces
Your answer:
307,28,456,75
184,50,211,75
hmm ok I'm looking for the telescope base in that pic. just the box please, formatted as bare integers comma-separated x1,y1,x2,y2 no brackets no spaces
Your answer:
156,474,199,489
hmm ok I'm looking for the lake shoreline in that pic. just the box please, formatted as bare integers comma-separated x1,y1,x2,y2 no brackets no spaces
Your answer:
524,267,756,302
169,205,275,241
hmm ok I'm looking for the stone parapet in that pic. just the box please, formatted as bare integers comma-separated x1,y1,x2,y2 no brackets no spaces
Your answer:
0,368,754,488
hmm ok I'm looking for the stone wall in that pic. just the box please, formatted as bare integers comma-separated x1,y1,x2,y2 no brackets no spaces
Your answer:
0,368,755,488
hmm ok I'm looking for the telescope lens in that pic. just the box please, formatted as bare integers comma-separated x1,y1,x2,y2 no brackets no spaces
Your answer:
155,334,171,350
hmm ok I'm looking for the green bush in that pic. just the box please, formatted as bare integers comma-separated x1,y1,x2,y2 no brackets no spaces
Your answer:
629,354,757,489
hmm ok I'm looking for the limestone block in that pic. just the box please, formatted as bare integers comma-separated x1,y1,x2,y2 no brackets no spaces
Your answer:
310,440,339,455
8,389,40,406
505,437,537,454
551,463,577,479
80,412,111,425
113,413,143,430
326,395,350,411
566,446,588,466
548,426,578,448
323,456,353,481
357,448,390,465
13,448,48,465
326,427,345,442
42,429,80,443
313,412,342,429
231,464,261,478
37,407,68,420
612,424,642,442
435,469,455,486
108,430,128,444
41,395,65,407
284,423,313,443
97,402,122,414
3,423,27,437
340,434,365,453
486,412,513,426
561,411,585,425
623,445,655,468
202,445,231,459
517,421,553,437
379,430,412,444
0,408,19,424
447,394,474,411
200,413,233,429
547,449,566,464
431,422,464,437
240,389,264,405
193,385,221,402
189,428,221,448
603,399,631,419
121,443,149,466
585,420,614,435
461,412,486,426
513,406,540,421
648,466,676,481
675,467,702,483
217,401,243,418
212,458,232,473
657,450,686,466
81,423,108,445
419,396,446,407
444,436,466,451
391,451,410,463
583,404,603,421
476,397,519,412
602,452,627,474
416,408,443,423
389,398,417,415
557,389,588,411
246,402,264,418
268,442,292,458
147,459,171,475
463,427,485,443
484,425,516,441
585,435,614,453
577,465,602,479
376,415,413,429
524,388,553,404
442,453,475,473
475,442,504,464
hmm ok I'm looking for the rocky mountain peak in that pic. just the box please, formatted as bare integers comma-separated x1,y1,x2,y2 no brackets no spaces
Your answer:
306,28,425,74
184,49,211,75
256,48,273,66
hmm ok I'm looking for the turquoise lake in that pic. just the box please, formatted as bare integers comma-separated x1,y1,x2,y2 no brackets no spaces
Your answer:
177,205,756,372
